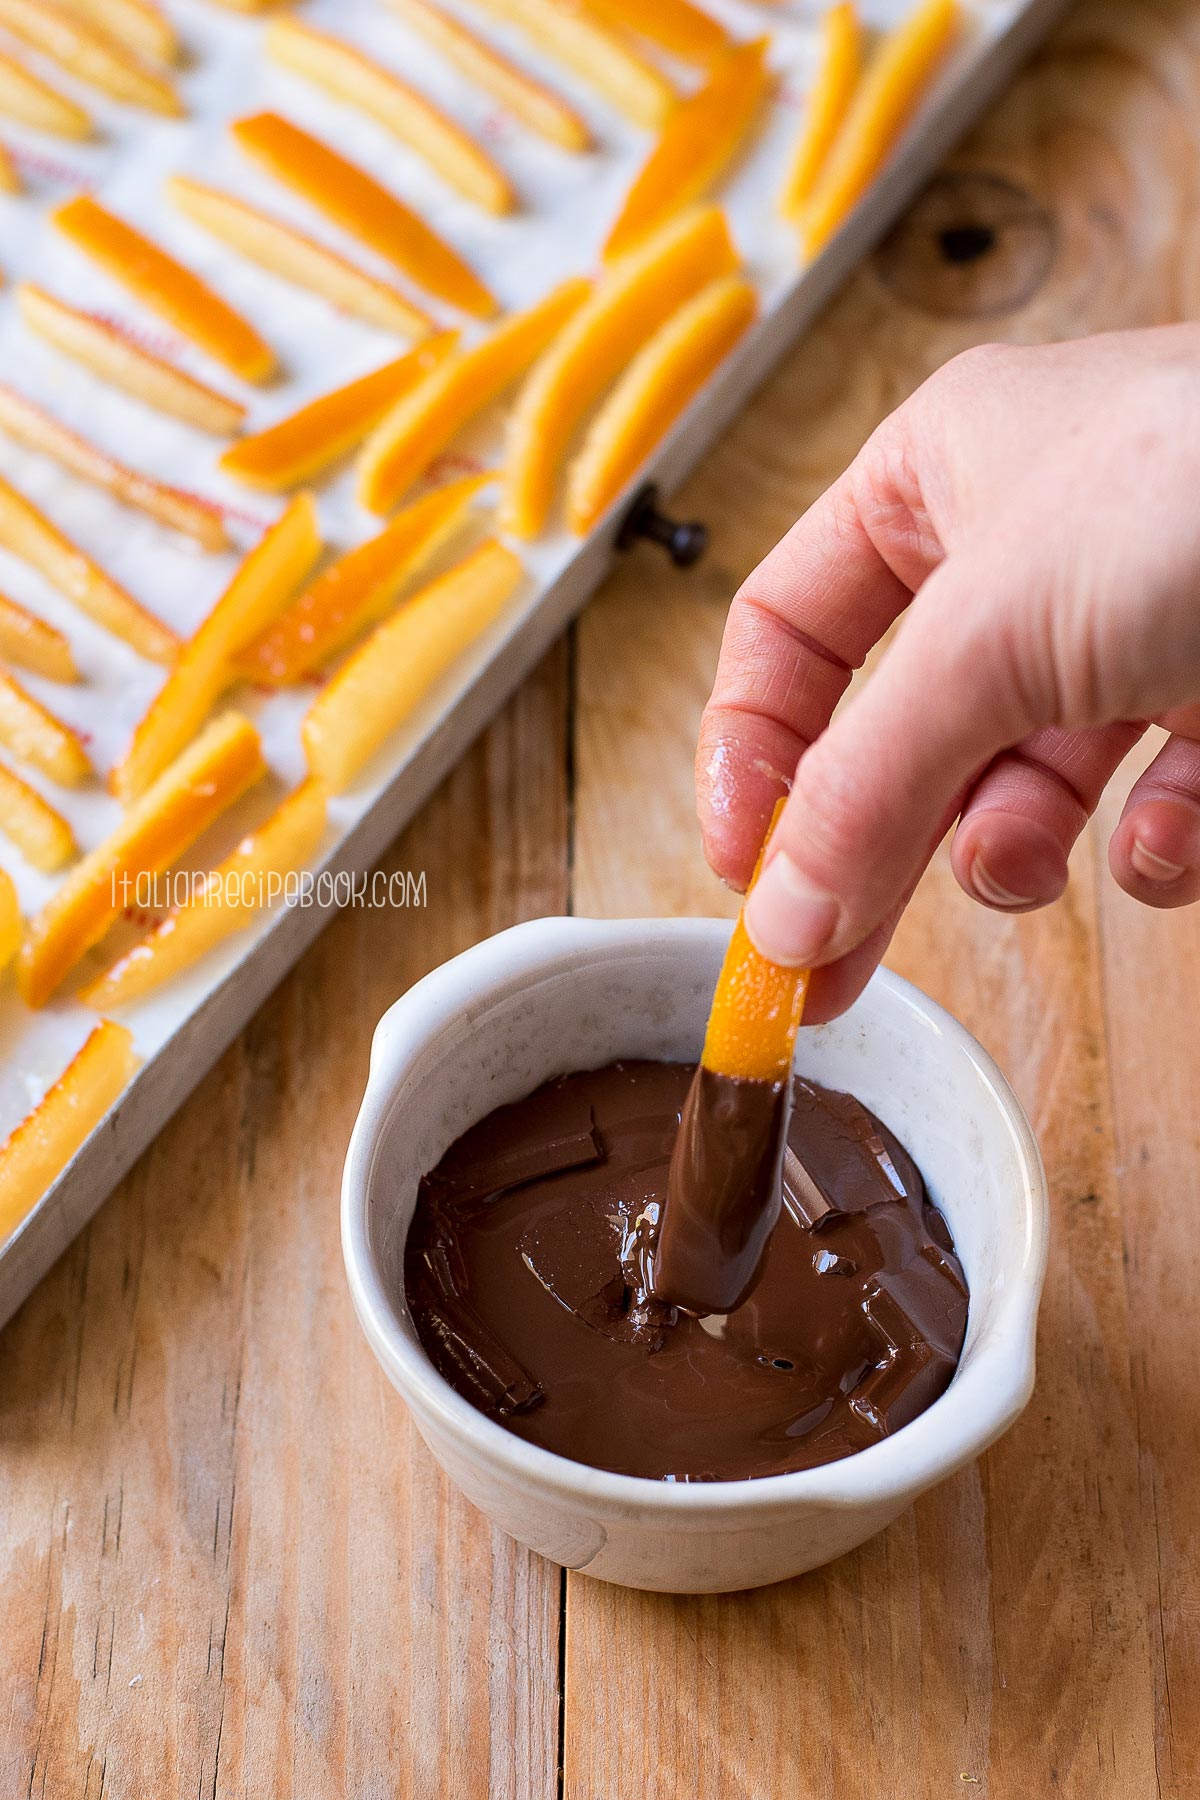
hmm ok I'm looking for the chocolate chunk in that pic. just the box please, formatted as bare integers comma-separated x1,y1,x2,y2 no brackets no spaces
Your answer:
920,1236,969,1299
791,1080,921,1212
428,1091,601,1209
850,1272,961,1435
422,1303,542,1417
783,1144,833,1227
419,1243,461,1304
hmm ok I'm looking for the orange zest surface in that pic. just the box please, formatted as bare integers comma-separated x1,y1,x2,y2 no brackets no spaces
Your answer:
111,495,321,803
701,799,809,1083
566,272,756,533
502,205,737,539
587,0,728,67
232,112,496,319
0,0,180,115
168,177,434,341
603,38,770,260
357,278,589,516
802,0,961,255
65,0,177,66
52,195,276,383
0,47,92,137
385,0,590,151
17,284,247,436
239,473,488,686
0,592,78,683
302,539,522,792
0,384,229,549
0,472,178,664
0,866,18,969
82,778,328,1010
0,1021,139,1245
0,670,91,785
219,336,458,493
468,0,674,129
779,1,862,218
0,759,76,870
20,711,266,1007
265,16,516,215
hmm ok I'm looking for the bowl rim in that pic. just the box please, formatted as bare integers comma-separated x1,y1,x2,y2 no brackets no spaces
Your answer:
342,915,1048,1516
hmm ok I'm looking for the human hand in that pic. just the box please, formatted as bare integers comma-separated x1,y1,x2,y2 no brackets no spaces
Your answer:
697,327,1200,1022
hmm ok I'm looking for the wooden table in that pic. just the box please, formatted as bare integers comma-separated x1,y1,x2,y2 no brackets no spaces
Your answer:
5,3,1200,1793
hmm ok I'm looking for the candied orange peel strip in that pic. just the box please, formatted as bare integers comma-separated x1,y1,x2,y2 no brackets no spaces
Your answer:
0,140,18,193
701,799,809,1084
61,0,177,66
82,778,327,1010
0,671,91,786
240,473,488,686
20,711,266,1006
358,278,589,516
232,112,496,320
0,760,76,870
0,48,92,137
502,205,737,539
53,196,276,384
0,1021,140,1244
18,285,247,437
0,865,19,969
111,495,321,804
265,16,516,216
566,272,756,534
302,539,522,792
0,0,180,116
0,593,77,683
385,0,590,152
168,177,434,342
587,0,728,68
0,474,178,665
603,38,770,261
779,1,862,219
0,385,229,551
801,0,961,256
468,0,674,129
219,336,458,494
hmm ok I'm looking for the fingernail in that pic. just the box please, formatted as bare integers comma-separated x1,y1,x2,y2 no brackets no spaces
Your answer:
744,851,839,967
969,855,1036,911
1130,839,1187,885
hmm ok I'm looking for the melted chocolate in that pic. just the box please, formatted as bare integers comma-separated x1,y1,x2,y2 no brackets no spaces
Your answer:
403,1061,969,1483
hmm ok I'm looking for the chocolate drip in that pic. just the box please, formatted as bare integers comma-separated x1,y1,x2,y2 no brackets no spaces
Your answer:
403,1062,969,1483
653,1065,790,1314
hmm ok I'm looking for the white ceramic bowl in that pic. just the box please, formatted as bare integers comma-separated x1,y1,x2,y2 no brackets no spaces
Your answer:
342,917,1047,1594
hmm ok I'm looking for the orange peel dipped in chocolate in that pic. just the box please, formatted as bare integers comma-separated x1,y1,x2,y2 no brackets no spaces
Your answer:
653,800,809,1314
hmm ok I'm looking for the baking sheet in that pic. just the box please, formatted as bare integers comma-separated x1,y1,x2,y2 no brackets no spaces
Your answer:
0,0,1067,1325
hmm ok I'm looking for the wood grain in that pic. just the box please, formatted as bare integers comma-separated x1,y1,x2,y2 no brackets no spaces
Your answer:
5,0,1200,1794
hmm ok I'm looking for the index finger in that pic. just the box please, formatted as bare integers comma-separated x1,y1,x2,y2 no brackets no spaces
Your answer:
697,469,920,888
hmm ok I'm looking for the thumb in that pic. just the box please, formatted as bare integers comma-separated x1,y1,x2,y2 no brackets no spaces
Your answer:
744,545,1049,968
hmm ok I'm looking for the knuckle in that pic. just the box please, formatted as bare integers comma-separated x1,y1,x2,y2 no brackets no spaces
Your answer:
932,340,1018,393
849,420,940,577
